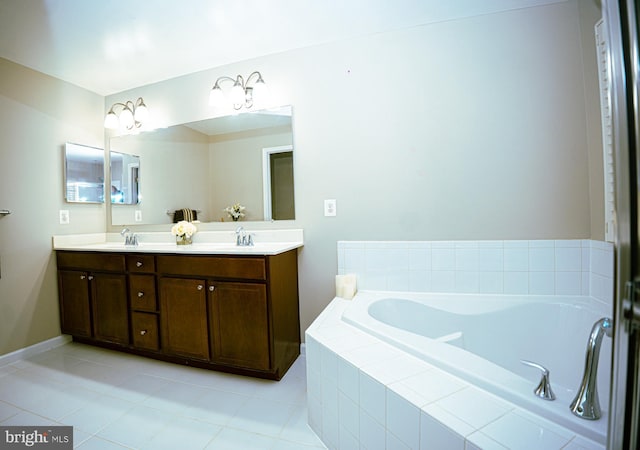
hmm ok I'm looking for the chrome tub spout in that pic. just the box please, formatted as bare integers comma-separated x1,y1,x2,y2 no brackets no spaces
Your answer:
570,317,613,420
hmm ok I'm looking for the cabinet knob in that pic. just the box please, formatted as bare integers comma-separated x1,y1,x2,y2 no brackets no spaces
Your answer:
80,275,86,280
140,330,147,335
136,261,143,267
88,275,94,281
137,292,144,298
209,286,215,292
197,284,203,291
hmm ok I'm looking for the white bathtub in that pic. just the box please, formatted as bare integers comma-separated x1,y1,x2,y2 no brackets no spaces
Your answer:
341,290,612,443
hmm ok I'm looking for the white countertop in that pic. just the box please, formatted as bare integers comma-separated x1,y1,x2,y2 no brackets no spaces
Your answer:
52,230,303,256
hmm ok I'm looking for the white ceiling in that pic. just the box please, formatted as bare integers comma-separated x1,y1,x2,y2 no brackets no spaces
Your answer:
0,0,563,96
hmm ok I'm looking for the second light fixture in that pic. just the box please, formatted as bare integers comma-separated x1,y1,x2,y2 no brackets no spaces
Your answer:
209,71,267,110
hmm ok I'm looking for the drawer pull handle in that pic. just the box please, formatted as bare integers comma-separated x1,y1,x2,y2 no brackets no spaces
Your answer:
140,330,147,335
136,261,143,267
209,286,215,292
137,292,144,298
197,285,203,291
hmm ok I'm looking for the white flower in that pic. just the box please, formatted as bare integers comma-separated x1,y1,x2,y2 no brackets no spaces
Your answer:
224,203,246,220
171,220,197,238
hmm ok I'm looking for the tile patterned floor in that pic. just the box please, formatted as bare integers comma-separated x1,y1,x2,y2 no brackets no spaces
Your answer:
0,342,326,449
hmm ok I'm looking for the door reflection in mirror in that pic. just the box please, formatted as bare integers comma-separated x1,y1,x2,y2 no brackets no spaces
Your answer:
110,151,140,205
263,145,294,220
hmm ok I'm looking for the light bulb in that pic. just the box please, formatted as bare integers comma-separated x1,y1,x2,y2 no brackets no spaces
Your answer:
134,103,148,123
252,79,268,104
209,86,225,107
104,111,118,129
119,107,134,129
230,82,246,107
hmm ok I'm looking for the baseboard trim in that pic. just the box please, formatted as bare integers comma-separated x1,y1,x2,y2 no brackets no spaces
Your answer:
0,335,72,366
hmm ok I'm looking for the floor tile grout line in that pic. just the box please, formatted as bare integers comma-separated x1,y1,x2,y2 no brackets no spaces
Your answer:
0,343,323,449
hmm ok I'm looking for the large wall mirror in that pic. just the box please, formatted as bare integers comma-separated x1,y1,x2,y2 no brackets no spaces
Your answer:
109,105,294,225
64,142,105,203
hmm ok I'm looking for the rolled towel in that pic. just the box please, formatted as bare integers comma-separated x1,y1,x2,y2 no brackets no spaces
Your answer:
173,209,198,223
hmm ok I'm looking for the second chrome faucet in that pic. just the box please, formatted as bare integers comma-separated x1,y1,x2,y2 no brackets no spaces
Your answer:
235,226,254,246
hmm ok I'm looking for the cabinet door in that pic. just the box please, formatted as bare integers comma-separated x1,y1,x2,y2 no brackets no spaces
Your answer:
91,273,129,345
159,277,210,360
209,282,270,370
58,270,92,337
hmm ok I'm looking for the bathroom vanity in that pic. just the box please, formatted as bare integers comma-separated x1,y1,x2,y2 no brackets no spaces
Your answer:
54,232,302,380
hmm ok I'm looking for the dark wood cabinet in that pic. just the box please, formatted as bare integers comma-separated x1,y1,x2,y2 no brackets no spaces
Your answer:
90,273,128,345
58,265,128,345
209,282,270,370
131,312,160,351
58,270,92,337
56,248,300,380
159,277,210,360
129,274,156,311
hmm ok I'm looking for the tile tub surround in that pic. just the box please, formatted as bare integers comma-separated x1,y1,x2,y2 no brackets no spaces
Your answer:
306,238,616,449
305,299,604,450
337,239,613,304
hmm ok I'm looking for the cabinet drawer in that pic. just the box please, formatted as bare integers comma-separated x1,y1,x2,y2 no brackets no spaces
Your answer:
131,312,159,351
157,255,266,280
57,251,125,272
127,254,155,273
129,275,157,311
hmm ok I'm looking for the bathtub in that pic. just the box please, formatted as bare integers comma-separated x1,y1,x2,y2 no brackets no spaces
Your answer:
341,290,612,443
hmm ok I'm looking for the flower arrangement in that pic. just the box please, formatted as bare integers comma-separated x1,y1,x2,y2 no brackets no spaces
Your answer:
224,203,246,221
171,220,197,245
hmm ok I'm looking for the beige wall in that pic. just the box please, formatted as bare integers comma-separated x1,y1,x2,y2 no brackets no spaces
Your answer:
110,126,210,224
106,1,604,338
209,128,293,221
0,0,604,356
0,58,104,356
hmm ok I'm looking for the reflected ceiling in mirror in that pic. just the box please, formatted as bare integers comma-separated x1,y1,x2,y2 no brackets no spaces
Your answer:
109,105,294,226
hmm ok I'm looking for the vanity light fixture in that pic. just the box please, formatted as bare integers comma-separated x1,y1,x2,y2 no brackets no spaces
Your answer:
209,71,267,110
104,97,149,130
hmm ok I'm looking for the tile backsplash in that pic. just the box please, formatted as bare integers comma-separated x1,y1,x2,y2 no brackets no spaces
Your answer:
337,239,614,305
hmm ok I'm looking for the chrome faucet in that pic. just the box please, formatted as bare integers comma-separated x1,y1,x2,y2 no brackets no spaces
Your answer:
121,227,138,247
521,360,556,401
570,317,613,420
235,226,254,246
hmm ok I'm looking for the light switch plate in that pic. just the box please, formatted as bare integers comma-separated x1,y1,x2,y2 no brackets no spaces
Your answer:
59,210,70,224
324,199,337,217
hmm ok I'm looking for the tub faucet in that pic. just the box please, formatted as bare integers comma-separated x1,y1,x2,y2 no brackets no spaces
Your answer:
570,317,613,420
520,360,556,401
